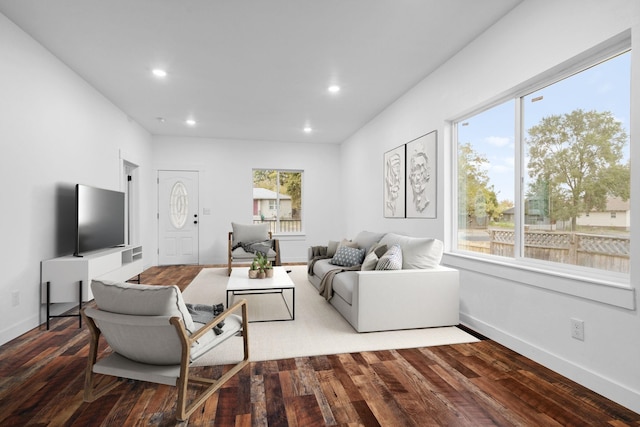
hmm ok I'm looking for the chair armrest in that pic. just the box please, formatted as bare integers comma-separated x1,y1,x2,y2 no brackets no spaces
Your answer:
272,239,281,266
189,299,248,342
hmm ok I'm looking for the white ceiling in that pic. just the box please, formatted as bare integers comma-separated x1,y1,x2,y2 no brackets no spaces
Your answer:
0,0,523,144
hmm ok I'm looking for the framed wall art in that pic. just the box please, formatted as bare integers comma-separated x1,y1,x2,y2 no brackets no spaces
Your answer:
405,130,437,218
383,144,405,218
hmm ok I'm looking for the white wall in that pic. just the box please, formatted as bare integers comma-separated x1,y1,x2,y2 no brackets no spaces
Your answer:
0,13,153,344
152,136,343,266
340,0,640,412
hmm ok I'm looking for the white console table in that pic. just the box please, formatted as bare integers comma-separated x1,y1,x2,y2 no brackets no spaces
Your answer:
41,245,143,329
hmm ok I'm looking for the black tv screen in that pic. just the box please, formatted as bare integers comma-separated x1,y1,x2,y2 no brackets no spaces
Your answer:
75,184,125,256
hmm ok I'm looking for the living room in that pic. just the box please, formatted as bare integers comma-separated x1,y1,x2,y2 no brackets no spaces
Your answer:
1,0,639,417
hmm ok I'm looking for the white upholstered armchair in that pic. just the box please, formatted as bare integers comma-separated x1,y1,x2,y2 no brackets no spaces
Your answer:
81,279,249,421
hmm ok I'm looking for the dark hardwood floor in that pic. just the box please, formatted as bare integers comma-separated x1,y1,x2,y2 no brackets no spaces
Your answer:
1,265,638,426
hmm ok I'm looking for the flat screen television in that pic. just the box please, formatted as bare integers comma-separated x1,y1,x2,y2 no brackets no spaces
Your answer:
75,184,125,256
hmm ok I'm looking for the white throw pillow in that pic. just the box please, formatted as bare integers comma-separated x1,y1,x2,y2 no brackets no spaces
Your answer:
361,252,379,271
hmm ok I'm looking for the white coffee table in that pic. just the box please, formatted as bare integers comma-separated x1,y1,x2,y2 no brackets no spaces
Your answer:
226,266,295,321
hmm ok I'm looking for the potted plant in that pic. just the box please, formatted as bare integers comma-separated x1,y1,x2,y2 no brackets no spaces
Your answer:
264,260,274,278
253,252,268,279
248,259,259,279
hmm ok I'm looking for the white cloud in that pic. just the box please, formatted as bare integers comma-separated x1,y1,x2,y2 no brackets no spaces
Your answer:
484,136,511,147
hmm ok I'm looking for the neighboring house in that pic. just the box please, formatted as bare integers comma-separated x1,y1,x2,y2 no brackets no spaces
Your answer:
501,197,630,231
253,188,292,220
577,196,630,230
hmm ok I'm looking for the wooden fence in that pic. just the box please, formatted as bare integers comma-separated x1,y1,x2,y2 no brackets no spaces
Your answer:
485,230,630,273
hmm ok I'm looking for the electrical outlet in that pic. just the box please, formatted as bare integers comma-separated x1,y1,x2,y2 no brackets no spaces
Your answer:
11,291,20,307
571,318,584,341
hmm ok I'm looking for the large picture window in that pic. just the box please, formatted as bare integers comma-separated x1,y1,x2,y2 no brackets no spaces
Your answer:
253,169,303,234
454,49,630,276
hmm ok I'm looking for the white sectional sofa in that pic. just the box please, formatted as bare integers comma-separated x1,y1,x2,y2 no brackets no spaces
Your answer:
307,231,459,332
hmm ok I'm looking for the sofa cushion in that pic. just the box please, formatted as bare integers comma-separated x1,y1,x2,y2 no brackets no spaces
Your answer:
327,240,340,257
361,252,379,271
379,233,443,269
312,258,339,278
332,271,358,305
353,231,385,252
231,222,269,246
376,244,403,270
330,246,366,267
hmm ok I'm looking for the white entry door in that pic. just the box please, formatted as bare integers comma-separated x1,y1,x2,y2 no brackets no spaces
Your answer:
158,170,199,265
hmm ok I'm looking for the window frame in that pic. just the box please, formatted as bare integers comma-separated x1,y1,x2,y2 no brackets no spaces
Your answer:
252,168,304,236
448,39,632,303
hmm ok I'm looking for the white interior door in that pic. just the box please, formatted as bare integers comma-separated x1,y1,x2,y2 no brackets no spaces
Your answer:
158,170,199,265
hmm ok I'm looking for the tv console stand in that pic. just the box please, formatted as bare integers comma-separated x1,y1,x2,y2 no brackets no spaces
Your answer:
41,245,143,329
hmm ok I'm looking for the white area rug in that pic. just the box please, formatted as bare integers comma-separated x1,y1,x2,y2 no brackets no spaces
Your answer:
182,266,478,365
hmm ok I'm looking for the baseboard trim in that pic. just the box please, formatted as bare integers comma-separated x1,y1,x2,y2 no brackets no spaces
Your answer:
0,314,40,347
456,324,489,340
460,312,640,414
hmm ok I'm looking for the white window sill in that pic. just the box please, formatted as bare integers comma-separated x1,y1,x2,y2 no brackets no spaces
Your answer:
443,252,636,310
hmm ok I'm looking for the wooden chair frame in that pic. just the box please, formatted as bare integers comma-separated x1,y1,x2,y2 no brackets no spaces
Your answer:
82,299,250,421
228,231,281,275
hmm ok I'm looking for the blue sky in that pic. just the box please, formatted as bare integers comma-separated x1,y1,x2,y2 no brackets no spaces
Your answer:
457,51,630,204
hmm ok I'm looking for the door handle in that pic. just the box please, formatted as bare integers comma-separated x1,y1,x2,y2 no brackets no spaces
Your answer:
194,221,198,224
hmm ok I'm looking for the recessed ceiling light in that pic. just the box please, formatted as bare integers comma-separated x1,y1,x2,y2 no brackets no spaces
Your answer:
156,117,166,123
185,119,196,126
152,68,167,78
328,85,340,93
303,126,312,133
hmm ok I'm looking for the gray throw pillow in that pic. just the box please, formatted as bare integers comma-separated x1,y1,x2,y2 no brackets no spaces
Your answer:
367,243,388,258
330,246,366,267
375,244,403,270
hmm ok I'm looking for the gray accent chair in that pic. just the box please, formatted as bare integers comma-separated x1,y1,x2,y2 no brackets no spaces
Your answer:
82,279,249,421
228,222,281,275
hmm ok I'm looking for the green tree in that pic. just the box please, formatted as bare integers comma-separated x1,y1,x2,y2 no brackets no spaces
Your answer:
458,142,499,225
253,169,277,191
526,109,629,229
280,172,302,219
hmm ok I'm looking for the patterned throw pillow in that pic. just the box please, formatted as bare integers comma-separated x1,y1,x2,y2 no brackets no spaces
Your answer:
330,246,366,267
375,244,403,270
